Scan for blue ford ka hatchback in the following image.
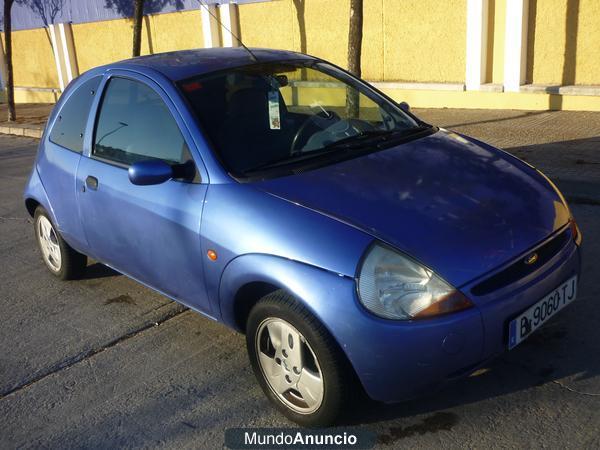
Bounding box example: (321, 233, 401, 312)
(24, 48, 582, 426)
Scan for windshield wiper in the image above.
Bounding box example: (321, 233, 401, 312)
(244, 146, 344, 173)
(318, 129, 398, 150)
(243, 125, 433, 175)
(322, 125, 432, 151)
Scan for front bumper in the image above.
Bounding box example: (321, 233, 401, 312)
(464, 231, 581, 361)
(321, 233, 581, 403)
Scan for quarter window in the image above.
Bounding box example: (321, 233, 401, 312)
(49, 76, 101, 153)
(93, 77, 191, 166)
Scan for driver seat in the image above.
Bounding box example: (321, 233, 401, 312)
(216, 87, 293, 173)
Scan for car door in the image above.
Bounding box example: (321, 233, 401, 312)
(37, 76, 102, 252)
(76, 73, 211, 314)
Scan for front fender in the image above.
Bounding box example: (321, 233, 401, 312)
(218, 253, 486, 403)
(219, 254, 356, 336)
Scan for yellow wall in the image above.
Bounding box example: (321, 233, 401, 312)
(144, 10, 204, 54)
(7, 10, 204, 96)
(528, 0, 600, 85)
(72, 18, 148, 73)
(302, 0, 350, 70)
(382, 0, 466, 82)
(8, 28, 59, 88)
(238, 0, 466, 83)
(574, 0, 600, 85)
(361, 0, 384, 81)
(380, 87, 600, 111)
(14, 89, 58, 103)
(528, 0, 570, 84)
(72, 10, 204, 74)
(5, 0, 600, 111)
(238, 0, 297, 51)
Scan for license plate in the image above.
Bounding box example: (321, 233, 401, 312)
(508, 275, 577, 349)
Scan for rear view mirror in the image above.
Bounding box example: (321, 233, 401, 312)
(274, 75, 289, 87)
(128, 160, 173, 186)
(398, 101, 410, 113)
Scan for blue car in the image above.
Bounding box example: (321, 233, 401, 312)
(24, 48, 582, 426)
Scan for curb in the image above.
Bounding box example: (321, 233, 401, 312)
(0, 125, 43, 139)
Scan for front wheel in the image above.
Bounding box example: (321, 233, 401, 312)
(246, 291, 352, 427)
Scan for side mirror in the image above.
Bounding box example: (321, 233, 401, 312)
(128, 160, 173, 186)
(398, 101, 410, 113)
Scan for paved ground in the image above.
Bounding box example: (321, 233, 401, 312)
(0, 104, 52, 139)
(0, 103, 51, 127)
(1, 109, 599, 449)
(419, 108, 600, 184)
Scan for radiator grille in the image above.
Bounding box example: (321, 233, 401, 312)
(471, 229, 570, 297)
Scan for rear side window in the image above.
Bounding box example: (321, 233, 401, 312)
(93, 77, 191, 166)
(49, 76, 101, 153)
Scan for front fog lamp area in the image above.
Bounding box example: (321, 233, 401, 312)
(357, 244, 473, 320)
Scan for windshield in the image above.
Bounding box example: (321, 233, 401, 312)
(179, 61, 427, 178)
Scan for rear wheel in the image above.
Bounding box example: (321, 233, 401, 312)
(246, 290, 352, 426)
(34, 207, 87, 280)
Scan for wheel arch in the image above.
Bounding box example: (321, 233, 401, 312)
(25, 197, 41, 217)
(221, 253, 366, 399)
(231, 280, 281, 333)
(219, 254, 355, 337)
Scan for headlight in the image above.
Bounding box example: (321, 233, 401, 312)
(357, 243, 473, 320)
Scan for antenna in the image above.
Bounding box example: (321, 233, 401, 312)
(198, 0, 259, 63)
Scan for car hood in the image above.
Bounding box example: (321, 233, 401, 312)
(253, 129, 570, 287)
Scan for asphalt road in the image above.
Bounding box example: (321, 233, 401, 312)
(1, 132, 599, 449)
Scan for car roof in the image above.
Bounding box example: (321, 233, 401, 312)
(103, 47, 318, 81)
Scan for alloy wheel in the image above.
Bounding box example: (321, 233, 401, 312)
(255, 317, 324, 414)
(37, 215, 62, 272)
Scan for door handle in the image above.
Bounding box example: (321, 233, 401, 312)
(86, 176, 98, 191)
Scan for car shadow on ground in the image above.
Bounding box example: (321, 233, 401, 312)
(80, 262, 121, 280)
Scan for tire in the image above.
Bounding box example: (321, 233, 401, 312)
(34, 206, 87, 280)
(246, 290, 352, 427)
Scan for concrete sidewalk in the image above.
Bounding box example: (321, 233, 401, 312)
(0, 103, 52, 138)
(418, 109, 600, 186)
(1, 103, 598, 186)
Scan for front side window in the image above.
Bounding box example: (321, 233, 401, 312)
(93, 77, 191, 166)
(49, 76, 101, 153)
(179, 61, 427, 178)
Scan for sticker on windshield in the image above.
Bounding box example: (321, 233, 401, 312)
(268, 90, 281, 130)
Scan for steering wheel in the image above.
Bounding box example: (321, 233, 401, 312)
(290, 110, 340, 155)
